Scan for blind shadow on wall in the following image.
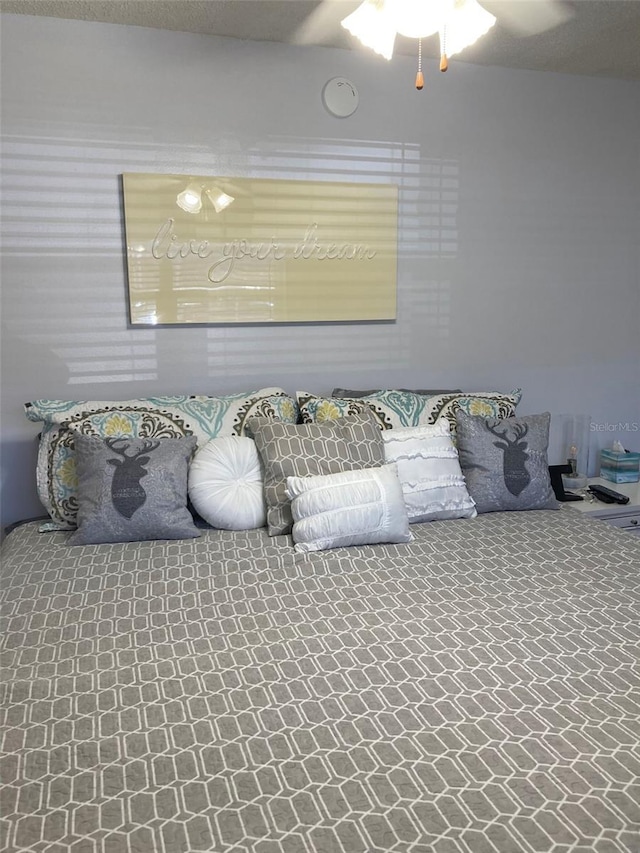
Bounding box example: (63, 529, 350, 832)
(1, 129, 457, 387)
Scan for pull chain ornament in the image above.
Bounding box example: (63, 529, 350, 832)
(440, 24, 448, 71)
(415, 38, 424, 89)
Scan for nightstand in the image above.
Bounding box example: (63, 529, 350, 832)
(566, 477, 640, 533)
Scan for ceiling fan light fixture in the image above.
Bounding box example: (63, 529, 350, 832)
(392, 0, 446, 38)
(440, 0, 496, 58)
(341, 0, 498, 87)
(341, 0, 397, 60)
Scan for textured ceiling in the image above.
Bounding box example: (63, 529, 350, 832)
(1, 0, 639, 80)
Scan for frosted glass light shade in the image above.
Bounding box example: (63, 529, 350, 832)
(341, 0, 497, 62)
(440, 0, 496, 57)
(341, 0, 397, 60)
(392, 0, 446, 37)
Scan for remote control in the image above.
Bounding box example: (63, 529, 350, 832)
(587, 484, 630, 504)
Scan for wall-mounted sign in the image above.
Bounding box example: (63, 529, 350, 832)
(122, 172, 398, 325)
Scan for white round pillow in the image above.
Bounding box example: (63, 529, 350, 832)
(188, 436, 266, 530)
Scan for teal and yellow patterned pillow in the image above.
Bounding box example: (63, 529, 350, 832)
(424, 390, 523, 437)
(297, 389, 522, 434)
(26, 388, 299, 530)
(297, 395, 372, 425)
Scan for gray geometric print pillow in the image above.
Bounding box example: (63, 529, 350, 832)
(249, 412, 385, 536)
(69, 434, 200, 545)
(455, 410, 559, 513)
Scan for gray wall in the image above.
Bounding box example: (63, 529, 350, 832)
(1, 13, 639, 530)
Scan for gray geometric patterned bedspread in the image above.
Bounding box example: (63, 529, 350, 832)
(1, 510, 639, 853)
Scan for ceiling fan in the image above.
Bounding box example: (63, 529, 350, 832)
(293, 0, 575, 87)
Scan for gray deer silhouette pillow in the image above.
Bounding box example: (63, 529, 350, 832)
(70, 434, 200, 545)
(455, 411, 558, 513)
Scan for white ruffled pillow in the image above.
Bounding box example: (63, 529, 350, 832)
(188, 436, 266, 530)
(286, 464, 411, 553)
(383, 422, 477, 523)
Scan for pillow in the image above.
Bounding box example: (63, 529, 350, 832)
(298, 389, 522, 434)
(333, 387, 461, 397)
(455, 410, 559, 513)
(188, 436, 266, 530)
(425, 390, 523, 438)
(383, 422, 477, 523)
(69, 435, 200, 545)
(25, 388, 297, 530)
(286, 465, 411, 553)
(249, 412, 385, 536)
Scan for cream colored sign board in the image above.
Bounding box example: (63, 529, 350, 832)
(122, 173, 397, 325)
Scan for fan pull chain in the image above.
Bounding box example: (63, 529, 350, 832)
(440, 24, 449, 71)
(415, 38, 424, 90)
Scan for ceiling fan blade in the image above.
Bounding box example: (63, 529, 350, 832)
(482, 0, 575, 36)
(291, 0, 360, 45)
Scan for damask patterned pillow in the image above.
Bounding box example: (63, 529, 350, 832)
(422, 389, 523, 438)
(249, 412, 385, 536)
(25, 388, 298, 530)
(298, 389, 522, 434)
(332, 387, 461, 397)
(297, 394, 374, 426)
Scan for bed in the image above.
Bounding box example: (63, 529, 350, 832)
(2, 508, 639, 853)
